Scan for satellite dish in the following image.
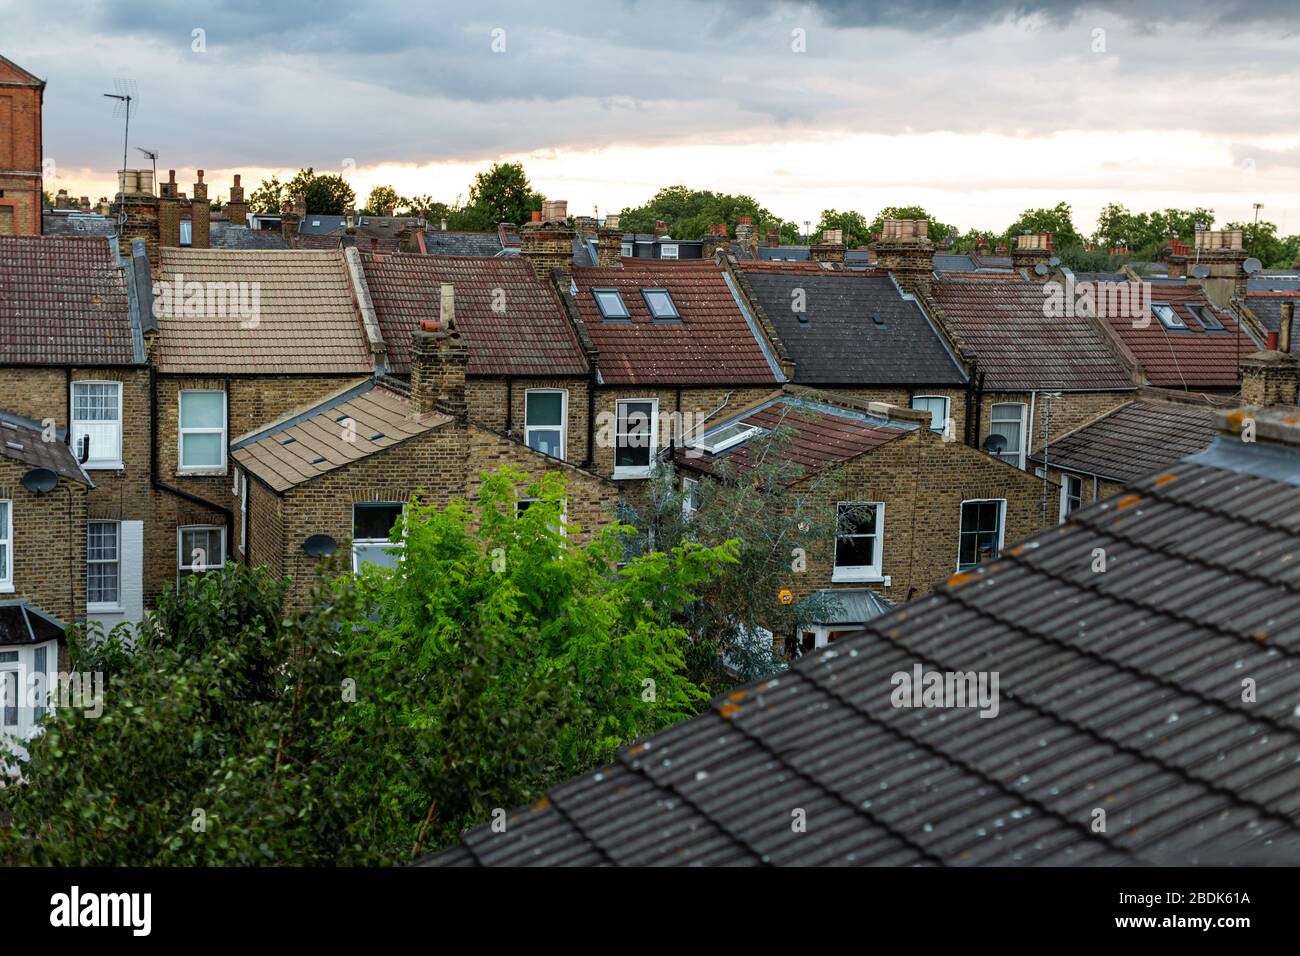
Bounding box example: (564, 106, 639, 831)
(1049, 256, 1061, 267)
(1243, 257, 1262, 275)
(1034, 263, 1049, 276)
(982, 434, 1007, 455)
(20, 467, 58, 494)
(1191, 264, 1210, 279)
(302, 534, 337, 558)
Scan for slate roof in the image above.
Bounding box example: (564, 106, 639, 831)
(209, 221, 289, 250)
(152, 248, 375, 374)
(360, 252, 588, 377)
(294, 233, 404, 254)
(0, 601, 65, 648)
(1245, 293, 1300, 358)
(425, 407, 1300, 866)
(421, 231, 505, 257)
(672, 393, 915, 481)
(934, 254, 977, 273)
(0, 409, 93, 486)
(757, 245, 811, 261)
(740, 267, 967, 386)
(0, 235, 138, 366)
(931, 274, 1136, 391)
(232, 378, 452, 493)
(1249, 273, 1300, 293)
(1027, 399, 1217, 483)
(571, 260, 781, 386)
(1099, 284, 1259, 389)
(40, 213, 116, 238)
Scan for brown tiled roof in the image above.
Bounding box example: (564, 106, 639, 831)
(1101, 284, 1259, 389)
(1028, 399, 1217, 483)
(0, 235, 136, 366)
(359, 253, 588, 377)
(231, 379, 451, 493)
(931, 274, 1135, 391)
(153, 249, 374, 374)
(572, 260, 781, 386)
(674, 394, 913, 482)
(0, 409, 93, 486)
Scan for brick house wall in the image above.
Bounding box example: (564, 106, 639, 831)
(466, 375, 592, 466)
(786, 426, 1049, 608)
(0, 59, 44, 237)
(0, 457, 86, 625)
(975, 390, 1131, 464)
(251, 421, 619, 610)
(814, 385, 971, 439)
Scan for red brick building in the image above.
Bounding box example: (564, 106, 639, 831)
(0, 54, 44, 236)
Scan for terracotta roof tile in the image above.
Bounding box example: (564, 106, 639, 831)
(932, 274, 1135, 391)
(153, 249, 374, 374)
(360, 253, 588, 377)
(572, 260, 780, 386)
(0, 235, 136, 366)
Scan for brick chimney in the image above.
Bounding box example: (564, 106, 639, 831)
(1190, 228, 1248, 308)
(573, 215, 598, 238)
(191, 170, 210, 249)
(114, 168, 161, 268)
(701, 222, 729, 260)
(53, 188, 70, 209)
(1163, 239, 1190, 279)
(735, 215, 757, 256)
(281, 194, 304, 243)
(520, 201, 576, 281)
(811, 227, 846, 266)
(409, 285, 468, 419)
(1012, 231, 1053, 276)
(871, 219, 934, 297)
(228, 174, 247, 227)
(597, 213, 623, 267)
(158, 169, 182, 249)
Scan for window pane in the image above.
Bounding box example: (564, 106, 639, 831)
(2, 671, 15, 726)
(180, 392, 224, 428)
(528, 428, 562, 458)
(73, 383, 119, 421)
(594, 290, 629, 318)
(354, 504, 403, 540)
(180, 528, 222, 570)
(616, 402, 653, 468)
(526, 392, 563, 427)
(644, 290, 677, 318)
(33, 645, 47, 720)
(181, 432, 224, 468)
(354, 541, 402, 571)
(838, 503, 877, 537)
(835, 534, 876, 568)
(911, 396, 947, 432)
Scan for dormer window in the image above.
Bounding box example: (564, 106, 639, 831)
(1191, 305, 1224, 331)
(660, 243, 679, 260)
(1152, 303, 1186, 329)
(642, 288, 680, 320)
(593, 288, 630, 320)
(620, 242, 633, 257)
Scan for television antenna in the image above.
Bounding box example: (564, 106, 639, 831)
(136, 147, 158, 193)
(103, 78, 138, 235)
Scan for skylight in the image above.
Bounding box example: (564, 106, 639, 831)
(698, 421, 763, 454)
(1192, 305, 1224, 331)
(1151, 303, 1186, 329)
(642, 288, 680, 320)
(593, 288, 629, 319)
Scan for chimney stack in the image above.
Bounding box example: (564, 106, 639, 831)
(1189, 228, 1248, 307)
(810, 227, 846, 266)
(520, 202, 576, 281)
(1011, 231, 1053, 277)
(871, 219, 934, 297)
(409, 290, 468, 420)
(597, 213, 623, 267)
(191, 170, 210, 248)
(1240, 302, 1299, 407)
(735, 215, 757, 256)
(228, 174, 247, 227)
(765, 227, 780, 248)
(281, 194, 304, 243)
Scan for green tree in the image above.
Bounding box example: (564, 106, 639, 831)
(858, 206, 958, 245)
(248, 174, 285, 214)
(618, 185, 789, 241)
(451, 162, 543, 230)
(816, 208, 872, 247)
(363, 185, 405, 216)
(405, 195, 453, 225)
(0, 468, 735, 863)
(1003, 202, 1083, 253)
(1227, 219, 1300, 269)
(284, 168, 355, 216)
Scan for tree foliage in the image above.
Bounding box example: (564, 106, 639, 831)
(0, 468, 734, 864)
(619, 185, 797, 242)
(450, 162, 543, 230)
(248, 168, 356, 216)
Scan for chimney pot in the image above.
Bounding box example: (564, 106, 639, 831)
(1281, 302, 1294, 353)
(531, 211, 542, 223)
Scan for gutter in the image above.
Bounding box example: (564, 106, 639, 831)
(150, 364, 235, 562)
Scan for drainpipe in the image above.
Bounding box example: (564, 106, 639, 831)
(581, 364, 596, 469)
(505, 377, 514, 435)
(150, 364, 234, 561)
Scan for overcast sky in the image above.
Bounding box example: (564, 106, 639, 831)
(5, 0, 1299, 234)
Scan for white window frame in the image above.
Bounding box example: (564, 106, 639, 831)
(620, 242, 633, 257)
(911, 395, 950, 434)
(178, 389, 228, 475)
(1059, 473, 1084, 523)
(1152, 303, 1186, 330)
(832, 501, 884, 583)
(352, 502, 405, 573)
(613, 398, 658, 479)
(71, 380, 124, 469)
(681, 477, 699, 520)
(956, 498, 1006, 571)
(0, 499, 11, 592)
(86, 520, 122, 611)
(239, 471, 249, 555)
(524, 389, 568, 461)
(179, 220, 193, 246)
(659, 243, 679, 260)
(177, 525, 226, 582)
(989, 402, 1026, 469)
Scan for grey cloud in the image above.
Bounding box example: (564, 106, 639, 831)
(1232, 144, 1300, 171)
